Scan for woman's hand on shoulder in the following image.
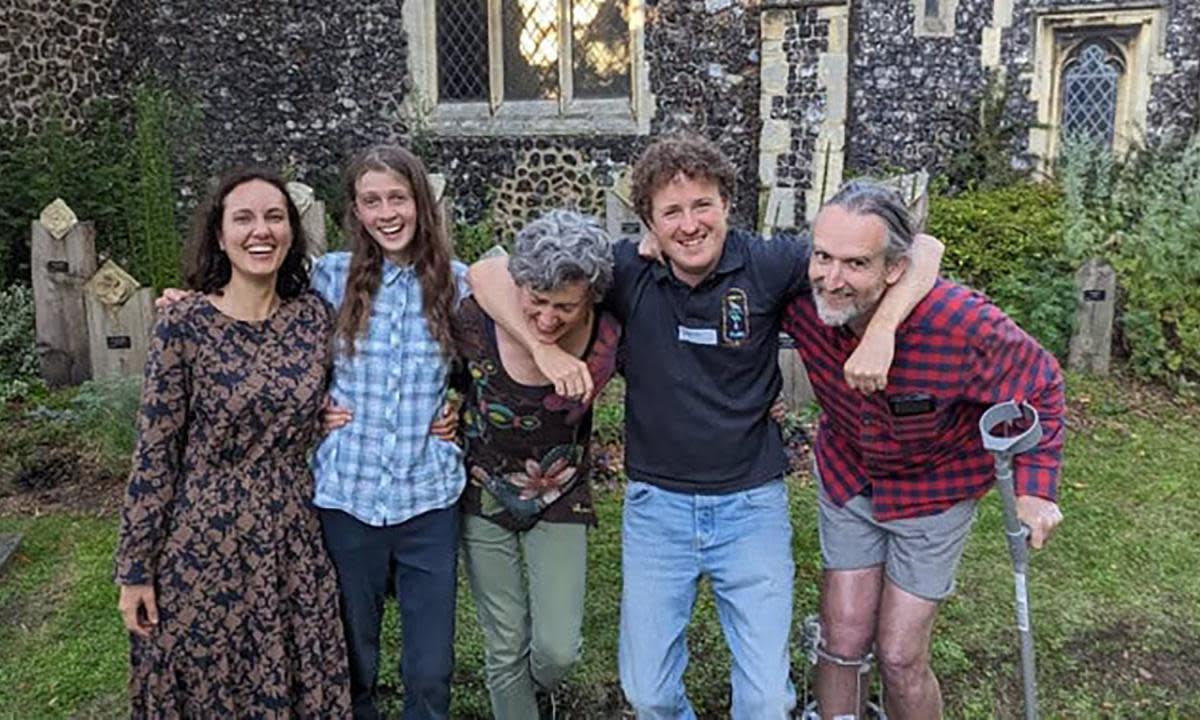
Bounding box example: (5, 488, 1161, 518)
(154, 288, 193, 312)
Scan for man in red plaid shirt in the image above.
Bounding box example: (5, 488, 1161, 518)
(783, 180, 1065, 719)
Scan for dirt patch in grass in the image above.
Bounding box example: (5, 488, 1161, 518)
(1062, 614, 1200, 698)
(0, 418, 123, 517)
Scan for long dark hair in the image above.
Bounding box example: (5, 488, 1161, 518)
(184, 167, 309, 298)
(336, 145, 458, 359)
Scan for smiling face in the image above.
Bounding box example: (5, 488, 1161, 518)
(353, 169, 419, 264)
(647, 173, 730, 287)
(809, 204, 907, 330)
(218, 179, 293, 283)
(519, 279, 593, 346)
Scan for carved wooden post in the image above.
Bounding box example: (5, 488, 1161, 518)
(287, 182, 327, 257)
(83, 260, 156, 381)
(1068, 258, 1116, 375)
(885, 170, 930, 231)
(31, 199, 97, 386)
(429, 172, 450, 238)
(778, 334, 816, 412)
(604, 171, 647, 245)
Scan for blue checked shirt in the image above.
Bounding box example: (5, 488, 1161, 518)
(310, 252, 468, 527)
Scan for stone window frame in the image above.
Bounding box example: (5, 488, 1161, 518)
(403, 0, 654, 137)
(913, 0, 959, 38)
(1027, 5, 1172, 172)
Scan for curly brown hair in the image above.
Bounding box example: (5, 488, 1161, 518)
(335, 145, 458, 359)
(185, 167, 310, 299)
(630, 133, 737, 224)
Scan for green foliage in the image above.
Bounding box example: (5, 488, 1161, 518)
(70, 376, 143, 463)
(4, 377, 1200, 717)
(307, 166, 348, 253)
(453, 215, 504, 264)
(122, 83, 193, 291)
(0, 84, 193, 291)
(0, 285, 43, 403)
(1061, 136, 1200, 388)
(940, 71, 1034, 194)
(591, 377, 626, 446)
(927, 182, 1076, 358)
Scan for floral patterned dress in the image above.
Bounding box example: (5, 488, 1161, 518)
(114, 292, 351, 718)
(456, 297, 621, 531)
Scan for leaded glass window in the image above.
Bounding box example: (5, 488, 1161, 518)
(435, 0, 632, 108)
(573, 0, 631, 99)
(503, 0, 560, 100)
(437, 0, 489, 102)
(1061, 42, 1123, 148)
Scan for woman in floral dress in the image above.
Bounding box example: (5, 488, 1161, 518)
(114, 167, 351, 717)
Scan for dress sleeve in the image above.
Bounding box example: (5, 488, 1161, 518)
(963, 305, 1066, 501)
(114, 305, 192, 585)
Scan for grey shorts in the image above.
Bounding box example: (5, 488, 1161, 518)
(817, 484, 977, 601)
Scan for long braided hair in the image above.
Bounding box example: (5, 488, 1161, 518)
(335, 145, 458, 359)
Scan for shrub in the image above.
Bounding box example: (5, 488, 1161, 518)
(0, 285, 44, 403)
(71, 376, 143, 463)
(454, 215, 503, 264)
(926, 182, 1076, 358)
(0, 83, 192, 292)
(1061, 136, 1200, 390)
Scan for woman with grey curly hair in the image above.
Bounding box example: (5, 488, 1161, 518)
(456, 208, 621, 719)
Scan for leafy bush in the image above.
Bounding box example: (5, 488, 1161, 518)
(0, 83, 192, 291)
(0, 285, 44, 403)
(454, 215, 503, 264)
(71, 376, 143, 462)
(926, 182, 1076, 358)
(939, 71, 1034, 194)
(1061, 136, 1200, 390)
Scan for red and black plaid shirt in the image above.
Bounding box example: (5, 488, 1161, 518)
(783, 280, 1065, 521)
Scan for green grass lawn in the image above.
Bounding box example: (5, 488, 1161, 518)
(1, 373, 1197, 718)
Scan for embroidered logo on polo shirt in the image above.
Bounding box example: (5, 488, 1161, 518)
(722, 288, 750, 346)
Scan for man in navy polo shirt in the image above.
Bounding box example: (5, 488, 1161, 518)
(470, 134, 942, 719)
(784, 180, 1064, 719)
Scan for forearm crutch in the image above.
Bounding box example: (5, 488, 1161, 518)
(979, 400, 1043, 720)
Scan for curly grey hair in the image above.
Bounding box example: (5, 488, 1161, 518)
(823, 180, 915, 265)
(508, 209, 614, 301)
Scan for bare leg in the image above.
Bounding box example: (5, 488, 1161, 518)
(876, 580, 942, 720)
(815, 567, 884, 719)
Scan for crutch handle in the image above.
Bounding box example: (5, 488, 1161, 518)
(980, 401, 1042, 457)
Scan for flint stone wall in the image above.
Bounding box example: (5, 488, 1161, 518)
(847, 0, 1200, 175)
(0, 0, 118, 134)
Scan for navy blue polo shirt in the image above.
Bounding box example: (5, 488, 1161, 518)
(607, 228, 811, 494)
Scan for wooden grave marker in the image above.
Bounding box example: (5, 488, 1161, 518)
(83, 260, 156, 381)
(287, 182, 327, 257)
(1068, 258, 1116, 375)
(31, 199, 98, 386)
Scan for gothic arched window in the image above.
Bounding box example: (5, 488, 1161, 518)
(1060, 41, 1124, 147)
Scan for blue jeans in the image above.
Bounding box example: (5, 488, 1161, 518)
(619, 479, 796, 720)
(320, 506, 459, 720)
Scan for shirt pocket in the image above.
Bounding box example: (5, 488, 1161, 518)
(889, 412, 941, 443)
(862, 410, 942, 475)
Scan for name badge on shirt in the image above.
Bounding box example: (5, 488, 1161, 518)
(677, 325, 718, 346)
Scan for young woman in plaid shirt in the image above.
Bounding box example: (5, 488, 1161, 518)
(312, 145, 467, 720)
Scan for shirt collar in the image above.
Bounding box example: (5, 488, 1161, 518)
(382, 258, 414, 286)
